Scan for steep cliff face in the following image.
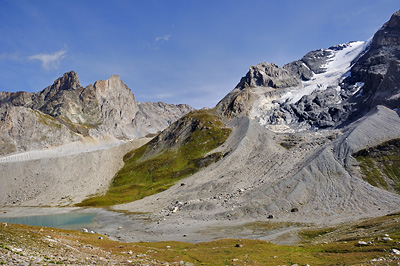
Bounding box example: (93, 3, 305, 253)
(366, 60, 400, 109)
(0, 105, 80, 155)
(349, 10, 400, 83)
(0, 71, 193, 156)
(343, 10, 400, 117)
(33, 71, 101, 126)
(89, 75, 139, 139)
(133, 102, 193, 137)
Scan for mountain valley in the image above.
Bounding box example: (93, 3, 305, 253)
(1, 9, 400, 266)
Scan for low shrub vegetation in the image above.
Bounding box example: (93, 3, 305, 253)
(353, 138, 400, 194)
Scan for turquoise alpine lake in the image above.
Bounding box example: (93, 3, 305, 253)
(0, 213, 97, 230)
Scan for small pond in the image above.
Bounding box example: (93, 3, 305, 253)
(0, 212, 97, 230)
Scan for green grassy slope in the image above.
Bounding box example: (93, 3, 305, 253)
(77, 109, 231, 207)
(353, 138, 400, 194)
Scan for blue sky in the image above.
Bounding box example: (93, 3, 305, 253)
(0, 0, 399, 108)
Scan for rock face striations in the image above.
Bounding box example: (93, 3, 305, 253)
(0, 71, 193, 156)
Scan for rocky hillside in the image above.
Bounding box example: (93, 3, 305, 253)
(0, 71, 193, 156)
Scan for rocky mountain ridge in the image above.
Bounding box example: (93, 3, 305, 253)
(217, 10, 400, 132)
(0, 71, 193, 156)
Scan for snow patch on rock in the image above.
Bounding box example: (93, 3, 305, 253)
(281, 41, 366, 104)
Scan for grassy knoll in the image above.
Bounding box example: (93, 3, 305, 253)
(1, 213, 400, 265)
(353, 138, 400, 194)
(77, 109, 231, 207)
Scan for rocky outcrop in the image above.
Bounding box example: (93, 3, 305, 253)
(237, 62, 301, 89)
(216, 62, 301, 119)
(33, 71, 101, 126)
(366, 60, 400, 109)
(350, 10, 400, 83)
(215, 85, 256, 120)
(0, 105, 80, 155)
(284, 49, 333, 80)
(88, 75, 139, 139)
(133, 102, 193, 138)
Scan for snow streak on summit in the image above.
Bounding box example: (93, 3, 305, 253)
(251, 41, 369, 131)
(281, 41, 367, 104)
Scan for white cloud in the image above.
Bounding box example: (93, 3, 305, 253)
(29, 49, 67, 70)
(155, 34, 171, 42)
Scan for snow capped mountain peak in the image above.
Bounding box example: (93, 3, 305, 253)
(246, 40, 374, 132)
(280, 41, 366, 104)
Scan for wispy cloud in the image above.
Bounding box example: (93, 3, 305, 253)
(145, 34, 172, 50)
(155, 34, 171, 42)
(28, 49, 67, 70)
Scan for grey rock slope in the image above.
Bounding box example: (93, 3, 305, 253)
(0, 71, 193, 156)
(118, 106, 400, 218)
(0, 138, 150, 206)
(113, 106, 400, 243)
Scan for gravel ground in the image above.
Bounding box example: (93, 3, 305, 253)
(0, 137, 150, 206)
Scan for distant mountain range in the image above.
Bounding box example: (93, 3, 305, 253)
(0, 71, 193, 156)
